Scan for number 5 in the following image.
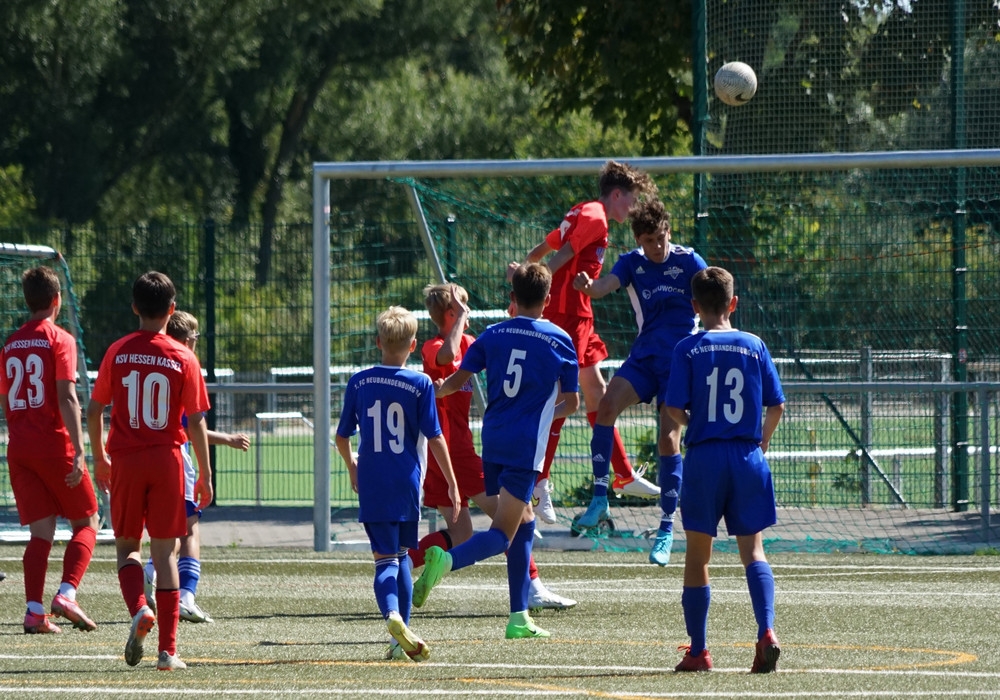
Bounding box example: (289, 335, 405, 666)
(503, 349, 526, 397)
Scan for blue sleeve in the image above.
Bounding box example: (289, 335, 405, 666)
(759, 343, 785, 406)
(417, 375, 443, 438)
(459, 332, 487, 374)
(665, 342, 691, 410)
(610, 253, 632, 288)
(335, 378, 358, 438)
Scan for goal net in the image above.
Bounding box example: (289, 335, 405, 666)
(0, 244, 105, 538)
(315, 149, 1000, 555)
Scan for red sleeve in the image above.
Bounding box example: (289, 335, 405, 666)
(91, 350, 114, 405)
(421, 335, 458, 381)
(568, 202, 608, 253)
(52, 329, 77, 382)
(180, 353, 211, 416)
(544, 227, 563, 250)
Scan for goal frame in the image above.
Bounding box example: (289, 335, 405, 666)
(311, 148, 1000, 552)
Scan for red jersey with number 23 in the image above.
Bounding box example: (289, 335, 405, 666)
(543, 200, 609, 319)
(0, 319, 78, 459)
(91, 330, 210, 456)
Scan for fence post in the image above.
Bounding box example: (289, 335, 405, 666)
(935, 358, 950, 507)
(979, 386, 991, 544)
(860, 346, 873, 505)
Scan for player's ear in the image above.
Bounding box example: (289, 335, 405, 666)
(168, 300, 176, 316)
(409, 337, 417, 352)
(542, 293, 551, 308)
(375, 336, 383, 350)
(131, 302, 140, 317)
(729, 295, 739, 313)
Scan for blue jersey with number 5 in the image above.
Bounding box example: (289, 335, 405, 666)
(460, 316, 579, 471)
(666, 329, 784, 446)
(336, 365, 441, 522)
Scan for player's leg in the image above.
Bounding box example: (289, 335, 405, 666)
(578, 374, 640, 528)
(533, 415, 566, 523)
(150, 535, 185, 670)
(117, 536, 157, 666)
(413, 464, 521, 608)
(369, 522, 428, 662)
(676, 530, 714, 672)
(23, 515, 59, 633)
(738, 532, 780, 673)
(51, 511, 99, 631)
(650, 405, 683, 566)
(178, 512, 213, 623)
(727, 444, 780, 673)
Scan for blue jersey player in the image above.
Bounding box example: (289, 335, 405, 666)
(335, 306, 460, 663)
(573, 199, 707, 567)
(665, 266, 785, 673)
(412, 263, 580, 640)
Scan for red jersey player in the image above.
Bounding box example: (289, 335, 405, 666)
(87, 271, 212, 671)
(0, 266, 100, 635)
(510, 161, 660, 525)
(408, 283, 575, 612)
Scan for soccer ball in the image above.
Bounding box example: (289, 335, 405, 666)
(714, 61, 757, 106)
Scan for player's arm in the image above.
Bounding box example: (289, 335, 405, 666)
(573, 271, 621, 299)
(666, 406, 689, 427)
(86, 398, 112, 493)
(436, 286, 470, 366)
(553, 390, 580, 420)
(760, 403, 784, 454)
(207, 429, 250, 451)
(334, 434, 358, 493)
(187, 412, 214, 509)
(435, 369, 474, 398)
(427, 434, 461, 523)
(56, 379, 87, 488)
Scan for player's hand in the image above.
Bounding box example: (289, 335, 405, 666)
(433, 378, 446, 397)
(228, 433, 250, 451)
(449, 285, 470, 317)
(94, 455, 112, 494)
(447, 485, 462, 523)
(573, 271, 592, 293)
(505, 261, 519, 282)
(194, 477, 214, 510)
(65, 453, 86, 488)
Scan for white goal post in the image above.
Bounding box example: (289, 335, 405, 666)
(311, 149, 1000, 553)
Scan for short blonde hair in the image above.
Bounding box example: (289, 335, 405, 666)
(377, 306, 418, 351)
(166, 310, 199, 342)
(423, 283, 469, 327)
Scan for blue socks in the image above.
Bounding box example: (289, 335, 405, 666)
(745, 560, 776, 637)
(658, 454, 683, 532)
(591, 424, 614, 497)
(178, 556, 201, 595)
(506, 520, 535, 613)
(450, 527, 509, 571)
(681, 585, 711, 655)
(373, 557, 400, 619)
(396, 553, 413, 624)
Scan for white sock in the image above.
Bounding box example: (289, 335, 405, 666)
(529, 577, 546, 595)
(180, 589, 195, 608)
(57, 583, 77, 601)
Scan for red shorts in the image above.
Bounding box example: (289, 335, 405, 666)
(547, 312, 608, 369)
(110, 445, 187, 540)
(7, 448, 98, 526)
(423, 449, 486, 509)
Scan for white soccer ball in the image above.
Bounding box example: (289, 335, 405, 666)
(714, 61, 757, 106)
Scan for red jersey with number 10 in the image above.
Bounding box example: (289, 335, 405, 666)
(91, 330, 210, 456)
(0, 319, 78, 458)
(543, 200, 609, 319)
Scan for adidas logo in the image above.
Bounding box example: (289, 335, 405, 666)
(636, 265, 646, 274)
(664, 489, 678, 498)
(592, 455, 606, 463)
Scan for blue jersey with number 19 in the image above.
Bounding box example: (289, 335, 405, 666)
(336, 365, 441, 522)
(666, 329, 784, 447)
(460, 316, 579, 472)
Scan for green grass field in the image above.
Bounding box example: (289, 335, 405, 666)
(2, 546, 999, 698)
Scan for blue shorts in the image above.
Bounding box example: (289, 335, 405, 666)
(483, 461, 537, 504)
(185, 500, 202, 520)
(614, 354, 671, 407)
(363, 521, 419, 557)
(680, 440, 777, 537)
